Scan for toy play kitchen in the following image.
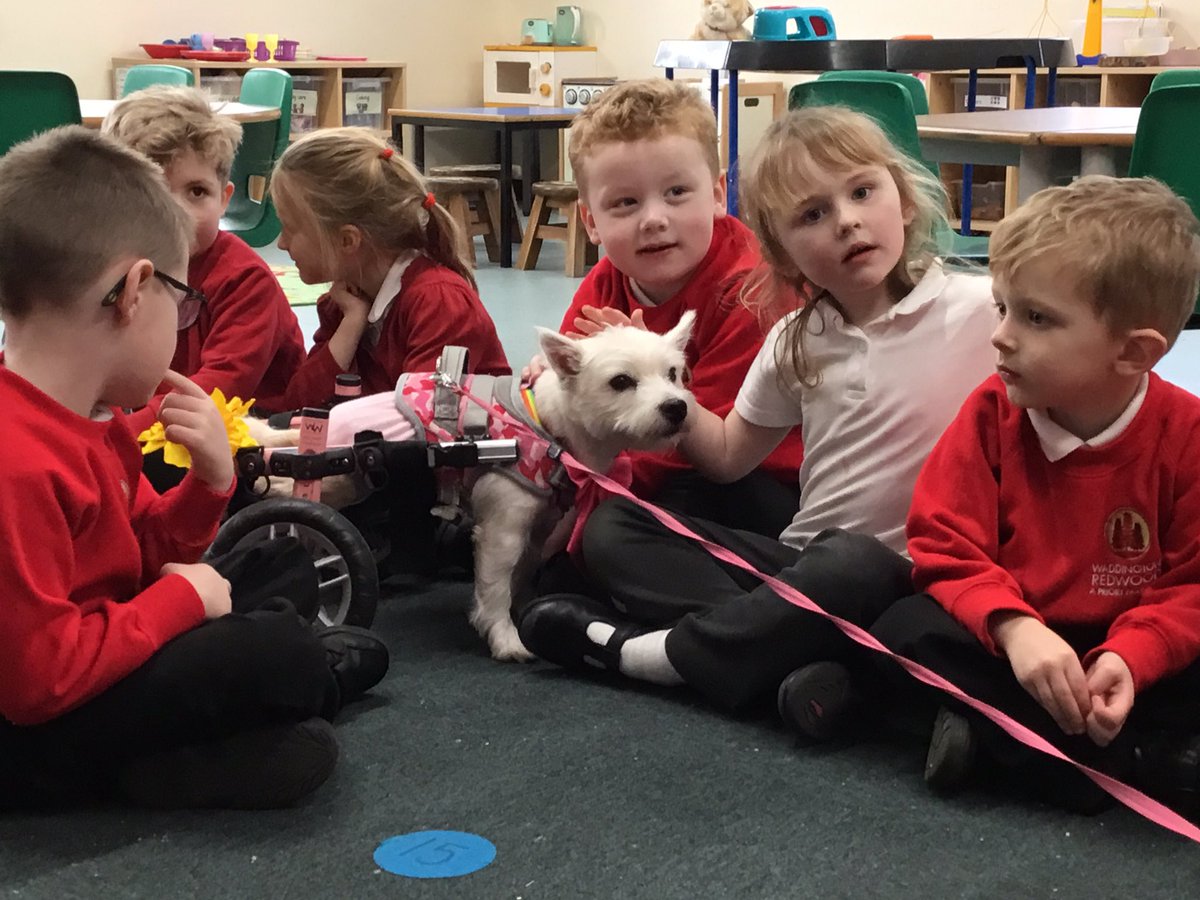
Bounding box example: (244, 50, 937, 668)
(752, 6, 837, 41)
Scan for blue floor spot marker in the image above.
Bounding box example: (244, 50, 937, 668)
(374, 830, 496, 879)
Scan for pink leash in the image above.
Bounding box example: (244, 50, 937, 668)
(447, 380, 1200, 843)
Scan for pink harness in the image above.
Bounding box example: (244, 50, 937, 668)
(394, 372, 562, 499)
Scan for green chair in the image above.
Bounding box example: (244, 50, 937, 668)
(1128, 84, 1200, 321)
(789, 79, 989, 260)
(221, 69, 293, 247)
(121, 64, 194, 96)
(0, 70, 82, 156)
(818, 70, 930, 115)
(1149, 69, 1200, 93)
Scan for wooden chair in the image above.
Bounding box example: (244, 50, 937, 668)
(426, 175, 503, 266)
(515, 181, 598, 278)
(428, 164, 523, 242)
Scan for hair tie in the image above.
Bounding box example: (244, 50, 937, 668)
(422, 192, 436, 210)
(379, 146, 394, 160)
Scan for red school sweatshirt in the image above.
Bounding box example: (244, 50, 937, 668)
(283, 255, 510, 410)
(907, 373, 1200, 691)
(0, 367, 233, 725)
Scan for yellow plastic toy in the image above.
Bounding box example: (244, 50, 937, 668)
(1078, 0, 1103, 64)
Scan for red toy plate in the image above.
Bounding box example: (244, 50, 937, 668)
(141, 43, 185, 59)
(181, 50, 253, 61)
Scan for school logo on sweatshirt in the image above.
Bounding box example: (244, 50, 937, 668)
(1104, 507, 1150, 560)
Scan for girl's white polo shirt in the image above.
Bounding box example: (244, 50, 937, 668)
(735, 263, 998, 556)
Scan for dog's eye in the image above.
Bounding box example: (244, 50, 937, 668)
(667, 367, 678, 383)
(609, 374, 636, 392)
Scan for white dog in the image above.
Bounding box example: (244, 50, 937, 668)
(251, 314, 695, 661)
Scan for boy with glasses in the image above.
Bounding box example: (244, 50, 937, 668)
(0, 127, 388, 810)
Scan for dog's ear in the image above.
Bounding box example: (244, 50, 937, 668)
(537, 327, 584, 378)
(666, 310, 696, 353)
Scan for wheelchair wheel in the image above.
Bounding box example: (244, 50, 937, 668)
(209, 498, 379, 628)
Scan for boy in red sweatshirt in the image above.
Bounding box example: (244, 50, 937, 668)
(102, 86, 305, 433)
(0, 128, 387, 810)
(559, 78, 803, 538)
(872, 176, 1200, 816)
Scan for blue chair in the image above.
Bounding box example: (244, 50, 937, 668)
(789, 79, 989, 260)
(121, 64, 195, 96)
(221, 69, 293, 247)
(0, 70, 82, 155)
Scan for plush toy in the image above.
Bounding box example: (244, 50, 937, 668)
(691, 0, 755, 41)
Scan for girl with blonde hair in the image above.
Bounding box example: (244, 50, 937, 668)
(518, 106, 998, 737)
(273, 128, 509, 409)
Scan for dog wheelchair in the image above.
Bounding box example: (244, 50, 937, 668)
(207, 348, 524, 628)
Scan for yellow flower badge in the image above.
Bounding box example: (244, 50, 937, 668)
(138, 388, 259, 468)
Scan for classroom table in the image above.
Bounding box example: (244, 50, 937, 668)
(652, 37, 1076, 214)
(80, 99, 279, 127)
(388, 106, 577, 268)
(916, 106, 1139, 203)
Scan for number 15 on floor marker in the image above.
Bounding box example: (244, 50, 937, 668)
(374, 830, 497, 878)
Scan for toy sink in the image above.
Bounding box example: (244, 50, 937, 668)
(753, 6, 837, 41)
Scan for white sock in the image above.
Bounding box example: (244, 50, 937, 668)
(585, 624, 683, 686)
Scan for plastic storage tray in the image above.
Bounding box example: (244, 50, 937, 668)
(343, 77, 391, 129)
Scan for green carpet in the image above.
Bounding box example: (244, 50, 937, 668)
(3, 575, 1199, 897)
(271, 264, 328, 308)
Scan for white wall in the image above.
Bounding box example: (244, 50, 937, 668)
(0, 0, 513, 104)
(3, 2, 1196, 103)
(516, 1, 1198, 81)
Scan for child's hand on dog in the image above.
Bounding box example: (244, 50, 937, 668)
(523, 307, 651, 384)
(158, 370, 235, 491)
(160, 561, 232, 619)
(572, 305, 647, 336)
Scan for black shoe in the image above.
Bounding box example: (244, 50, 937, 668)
(116, 717, 339, 810)
(777, 661, 859, 741)
(1133, 732, 1200, 820)
(319, 626, 390, 705)
(925, 706, 977, 792)
(517, 593, 645, 674)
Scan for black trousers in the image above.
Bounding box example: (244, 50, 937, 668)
(652, 468, 801, 540)
(0, 539, 339, 808)
(577, 496, 914, 711)
(871, 594, 1200, 771)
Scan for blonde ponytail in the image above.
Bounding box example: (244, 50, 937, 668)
(272, 127, 476, 290)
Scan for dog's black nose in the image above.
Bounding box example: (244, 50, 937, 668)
(660, 398, 688, 427)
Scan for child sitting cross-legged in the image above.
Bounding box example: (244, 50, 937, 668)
(0, 127, 388, 811)
(871, 175, 1200, 816)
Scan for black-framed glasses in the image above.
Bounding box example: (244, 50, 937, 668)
(101, 270, 208, 330)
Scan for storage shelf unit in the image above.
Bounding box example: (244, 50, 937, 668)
(111, 57, 406, 142)
(926, 66, 1165, 227)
